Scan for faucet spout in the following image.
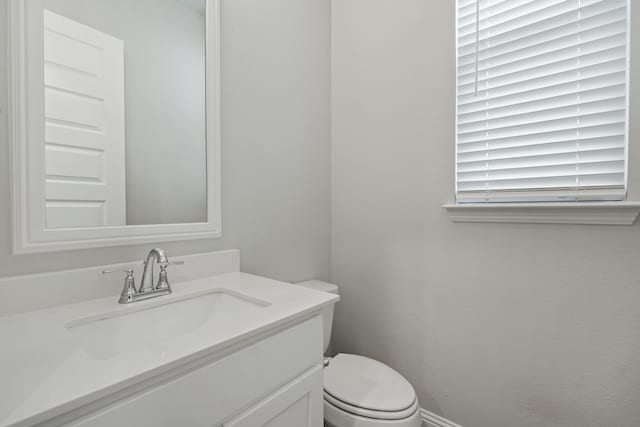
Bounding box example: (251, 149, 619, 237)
(140, 248, 168, 293)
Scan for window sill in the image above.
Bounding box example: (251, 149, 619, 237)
(443, 202, 640, 225)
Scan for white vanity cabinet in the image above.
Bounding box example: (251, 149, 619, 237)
(223, 366, 323, 427)
(64, 316, 324, 427)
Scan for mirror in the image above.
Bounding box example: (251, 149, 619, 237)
(42, 0, 207, 227)
(8, 0, 221, 253)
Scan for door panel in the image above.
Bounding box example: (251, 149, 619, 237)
(224, 366, 323, 427)
(44, 88, 103, 128)
(43, 10, 126, 228)
(46, 202, 105, 228)
(45, 145, 104, 180)
(264, 397, 310, 427)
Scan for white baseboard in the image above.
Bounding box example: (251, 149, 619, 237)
(421, 408, 463, 427)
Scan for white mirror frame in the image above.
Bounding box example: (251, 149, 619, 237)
(7, 0, 222, 254)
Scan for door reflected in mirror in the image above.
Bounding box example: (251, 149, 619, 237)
(42, 0, 207, 228)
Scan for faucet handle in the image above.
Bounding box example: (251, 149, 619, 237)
(155, 261, 183, 292)
(103, 268, 135, 275)
(142, 259, 184, 266)
(103, 268, 138, 304)
(159, 260, 185, 267)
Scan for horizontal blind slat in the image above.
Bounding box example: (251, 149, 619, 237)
(457, 123, 625, 149)
(458, 0, 624, 41)
(457, 45, 626, 93)
(457, 135, 624, 158)
(458, 173, 624, 191)
(458, 0, 578, 37)
(457, 57, 625, 99)
(458, 0, 534, 23)
(458, 84, 625, 124)
(457, 110, 625, 142)
(457, 147, 625, 172)
(458, 6, 625, 61)
(457, 23, 626, 78)
(458, 98, 625, 134)
(456, 187, 625, 203)
(458, 160, 624, 182)
(457, 74, 625, 114)
(458, 1, 625, 49)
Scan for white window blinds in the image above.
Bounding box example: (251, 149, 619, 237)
(455, 0, 630, 203)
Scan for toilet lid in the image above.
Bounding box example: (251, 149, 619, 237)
(323, 354, 417, 412)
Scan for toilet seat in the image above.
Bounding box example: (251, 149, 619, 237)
(324, 391, 419, 420)
(323, 354, 418, 421)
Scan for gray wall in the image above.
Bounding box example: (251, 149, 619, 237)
(45, 0, 208, 225)
(0, 0, 331, 283)
(331, 1, 640, 427)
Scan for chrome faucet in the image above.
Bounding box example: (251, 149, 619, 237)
(103, 248, 184, 304)
(140, 248, 169, 293)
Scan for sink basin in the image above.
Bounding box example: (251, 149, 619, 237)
(66, 289, 270, 360)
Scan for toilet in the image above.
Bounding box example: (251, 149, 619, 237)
(297, 280, 422, 427)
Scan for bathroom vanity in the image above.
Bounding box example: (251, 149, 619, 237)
(2, 1, 340, 424)
(0, 253, 338, 427)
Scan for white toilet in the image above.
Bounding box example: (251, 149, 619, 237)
(297, 280, 422, 427)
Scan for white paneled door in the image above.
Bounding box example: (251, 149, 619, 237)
(43, 10, 126, 228)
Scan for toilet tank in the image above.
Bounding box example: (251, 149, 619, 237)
(295, 280, 339, 354)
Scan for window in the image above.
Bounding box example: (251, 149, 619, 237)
(455, 0, 630, 203)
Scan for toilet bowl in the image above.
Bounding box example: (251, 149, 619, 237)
(296, 281, 421, 427)
(323, 353, 422, 427)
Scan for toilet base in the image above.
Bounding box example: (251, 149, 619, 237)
(324, 399, 422, 427)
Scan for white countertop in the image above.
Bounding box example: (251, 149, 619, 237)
(0, 272, 338, 427)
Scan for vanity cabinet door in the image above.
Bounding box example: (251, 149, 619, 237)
(224, 365, 323, 427)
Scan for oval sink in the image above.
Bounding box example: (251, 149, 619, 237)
(66, 289, 270, 360)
